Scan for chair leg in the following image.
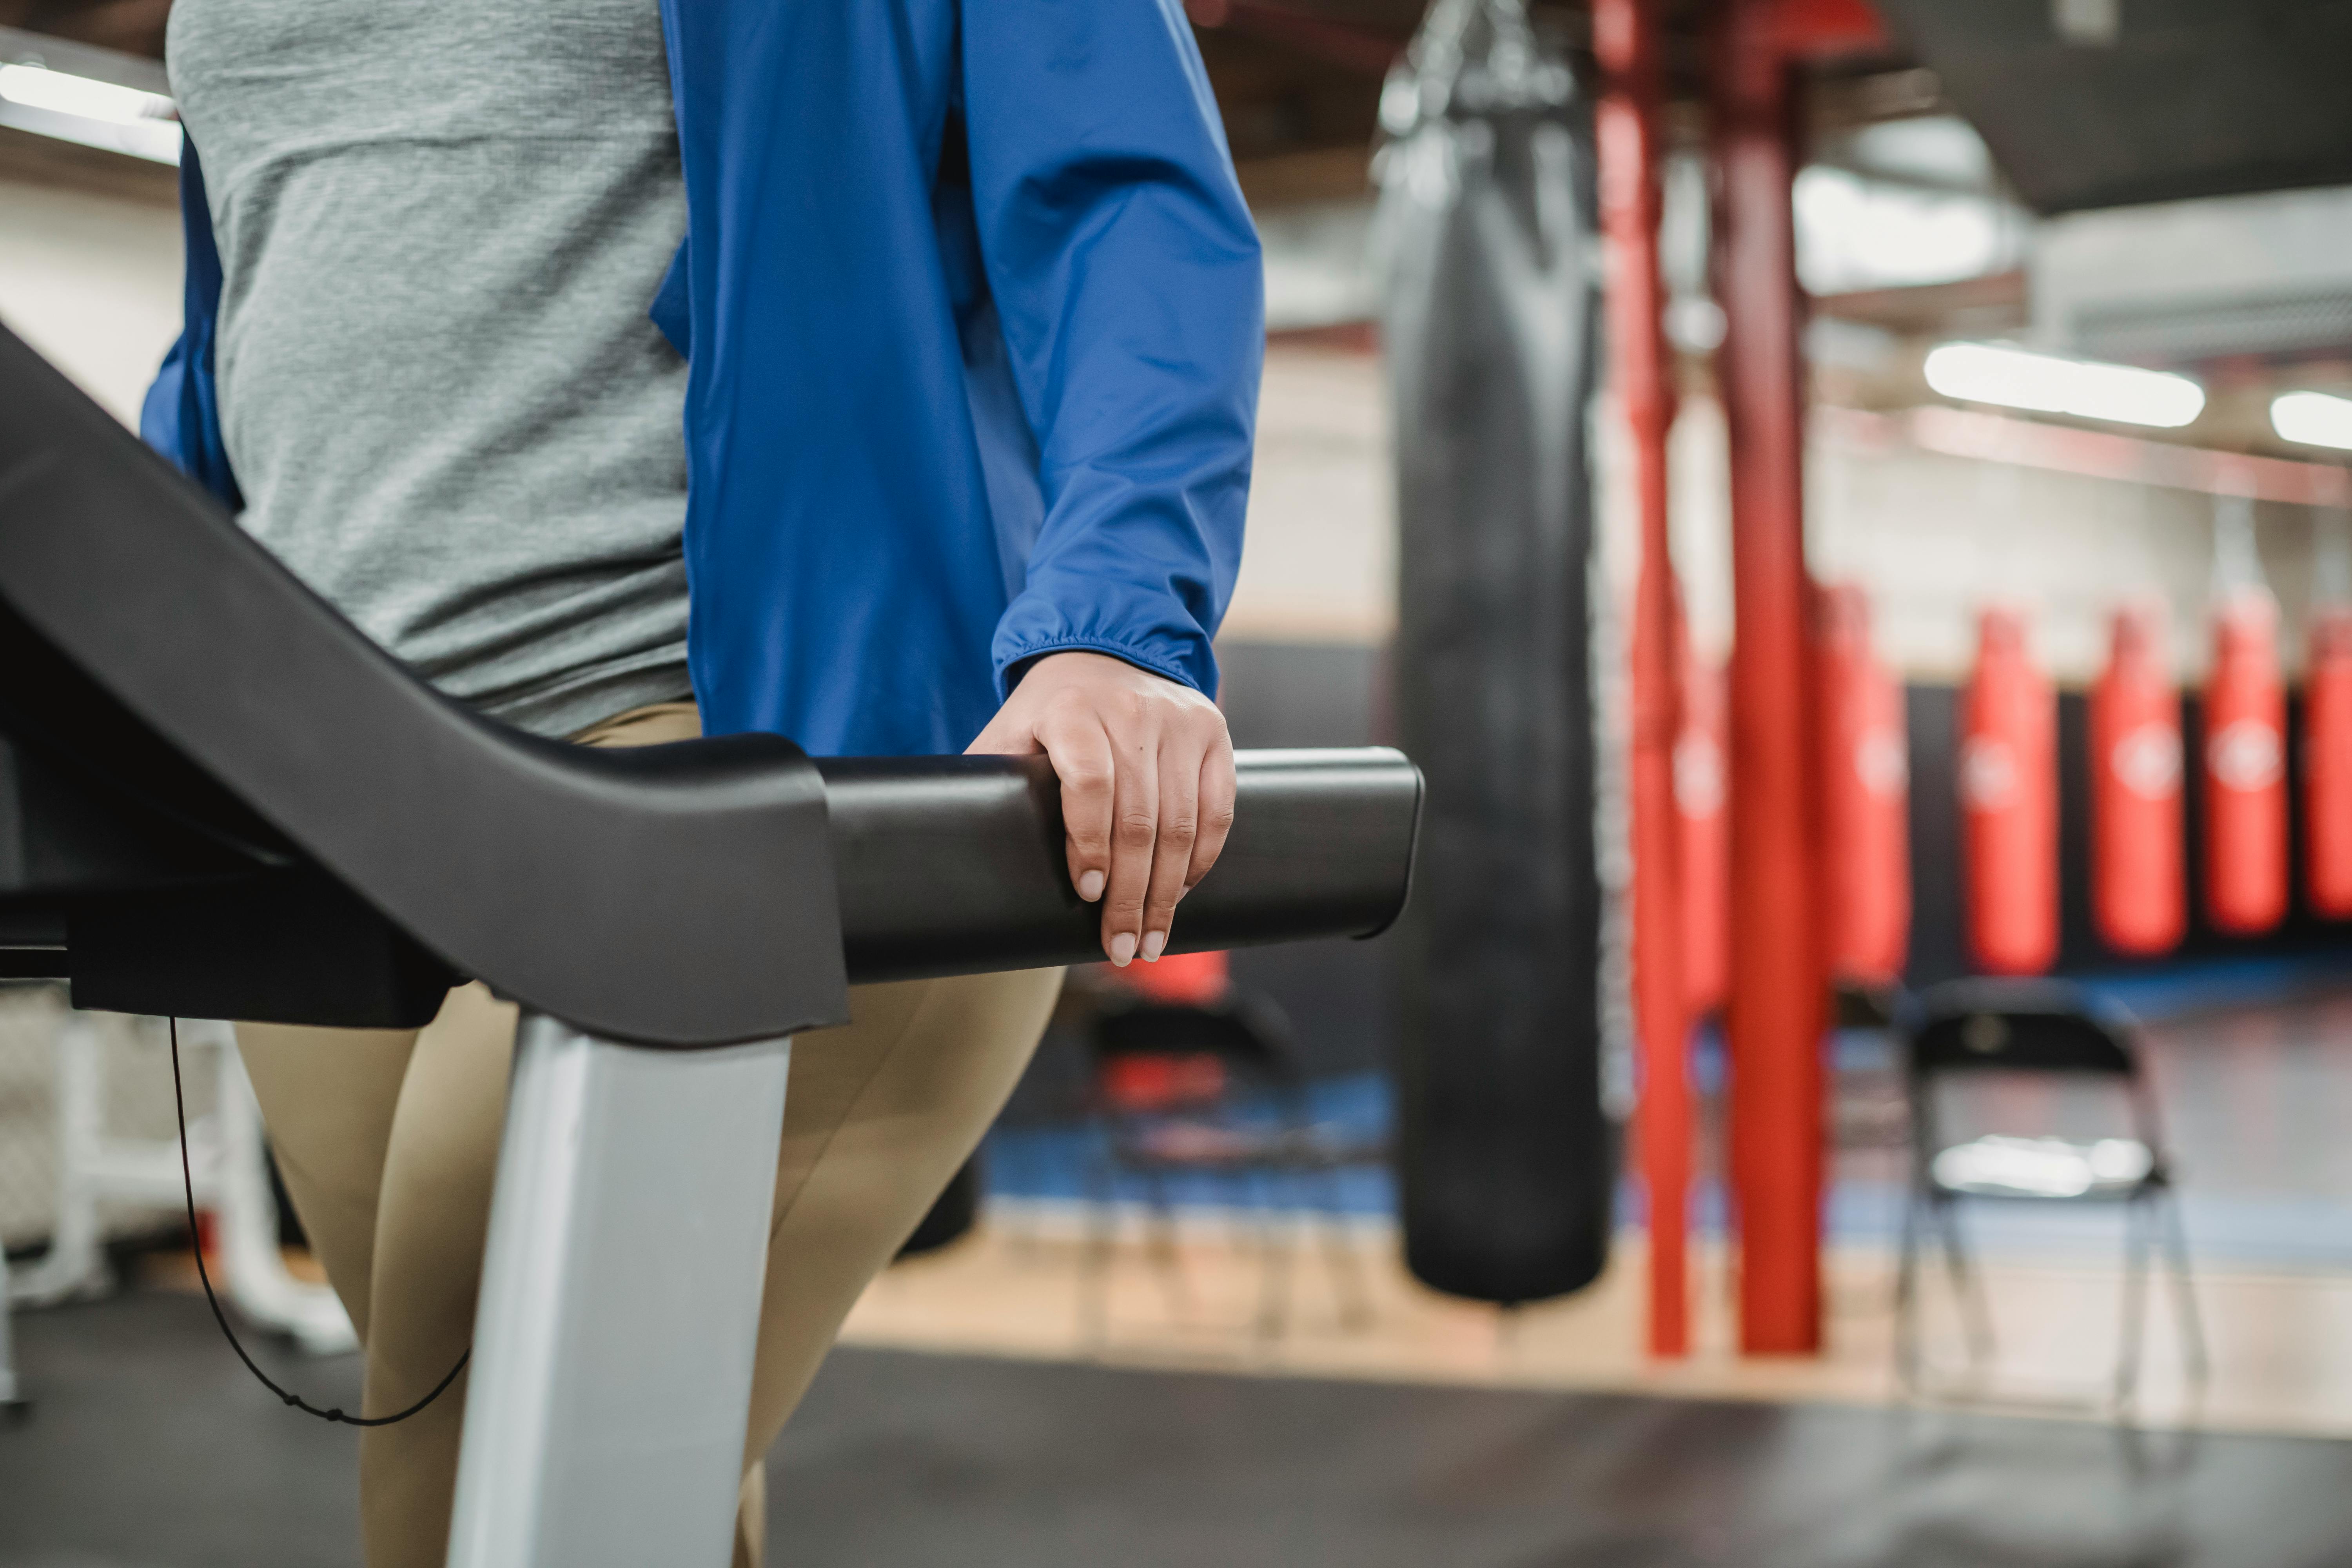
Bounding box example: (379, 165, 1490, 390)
(2114, 1192, 2154, 1412)
(1143, 1168, 1188, 1323)
(2159, 1187, 2209, 1389)
(1895, 1187, 1923, 1392)
(1316, 1165, 1374, 1332)
(1935, 1198, 1995, 1374)
(1079, 1145, 1116, 1350)
(1252, 1169, 1294, 1346)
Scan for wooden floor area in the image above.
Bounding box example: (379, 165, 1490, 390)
(843, 1205, 2352, 1439)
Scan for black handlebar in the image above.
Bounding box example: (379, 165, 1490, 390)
(822, 748, 1421, 983)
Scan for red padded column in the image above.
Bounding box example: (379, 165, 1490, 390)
(1961, 606, 2059, 976)
(1815, 584, 1910, 986)
(2204, 590, 2289, 935)
(2089, 601, 2185, 957)
(2307, 608, 2352, 920)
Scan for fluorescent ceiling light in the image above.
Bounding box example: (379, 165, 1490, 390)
(2272, 390, 2352, 452)
(1923, 341, 2205, 429)
(0, 61, 172, 127)
(1794, 167, 2011, 294)
(0, 60, 180, 163)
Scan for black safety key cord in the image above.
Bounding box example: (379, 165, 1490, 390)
(171, 1016, 468, 1426)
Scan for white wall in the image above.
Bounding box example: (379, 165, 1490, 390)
(2034, 182, 2352, 361)
(1647, 402, 2332, 686)
(1224, 344, 1396, 644)
(1242, 345, 2334, 690)
(1801, 433, 2330, 685)
(0, 174, 181, 425)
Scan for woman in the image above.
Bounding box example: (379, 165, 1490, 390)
(115, 0, 1261, 1562)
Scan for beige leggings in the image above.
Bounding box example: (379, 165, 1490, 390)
(235, 702, 1061, 1568)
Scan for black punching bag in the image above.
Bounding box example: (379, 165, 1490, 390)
(1379, 0, 1610, 1303)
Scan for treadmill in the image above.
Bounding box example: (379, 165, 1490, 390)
(0, 325, 1422, 1567)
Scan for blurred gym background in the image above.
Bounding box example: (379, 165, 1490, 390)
(7, 2, 2352, 1564)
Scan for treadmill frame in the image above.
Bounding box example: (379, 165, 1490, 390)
(448, 1016, 793, 1568)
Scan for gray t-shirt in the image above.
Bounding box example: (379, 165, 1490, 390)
(165, 0, 694, 737)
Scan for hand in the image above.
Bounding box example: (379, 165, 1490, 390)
(967, 651, 1236, 966)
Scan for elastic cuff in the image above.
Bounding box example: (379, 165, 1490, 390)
(993, 638, 1202, 702)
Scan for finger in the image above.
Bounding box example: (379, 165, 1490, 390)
(1185, 737, 1237, 893)
(1038, 706, 1116, 906)
(1139, 733, 1203, 961)
(1100, 722, 1159, 966)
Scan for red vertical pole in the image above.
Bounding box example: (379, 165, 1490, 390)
(1595, 0, 1688, 1359)
(1712, 0, 1823, 1356)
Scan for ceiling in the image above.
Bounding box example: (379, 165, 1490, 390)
(36, 0, 2352, 223)
(0, 0, 1430, 207)
(27, 0, 2352, 218)
(1870, 0, 2352, 214)
(0, 0, 169, 59)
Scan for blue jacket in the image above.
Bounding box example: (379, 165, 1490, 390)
(143, 0, 1262, 756)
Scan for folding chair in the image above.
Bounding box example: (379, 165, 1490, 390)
(1898, 978, 2206, 1408)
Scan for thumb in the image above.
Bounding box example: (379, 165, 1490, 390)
(965, 704, 1038, 757)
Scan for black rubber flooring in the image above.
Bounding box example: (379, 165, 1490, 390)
(5, 1289, 2352, 1568)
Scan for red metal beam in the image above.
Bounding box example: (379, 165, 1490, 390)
(1875, 405, 2352, 510)
(1185, 0, 1406, 78)
(1769, 0, 1889, 58)
(1713, 0, 1824, 1356)
(1595, 0, 1690, 1360)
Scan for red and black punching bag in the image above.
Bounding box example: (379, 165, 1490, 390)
(1815, 584, 1909, 984)
(2089, 601, 2185, 956)
(1675, 617, 1729, 1016)
(2308, 608, 2352, 920)
(2204, 590, 2288, 935)
(1961, 605, 2058, 975)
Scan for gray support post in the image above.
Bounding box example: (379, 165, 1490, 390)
(446, 1015, 790, 1568)
(12, 1012, 108, 1307)
(0, 1232, 16, 1408)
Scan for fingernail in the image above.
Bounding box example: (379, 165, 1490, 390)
(1078, 869, 1106, 902)
(1109, 931, 1137, 967)
(1141, 931, 1166, 962)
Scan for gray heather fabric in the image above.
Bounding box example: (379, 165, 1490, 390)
(164, 0, 694, 736)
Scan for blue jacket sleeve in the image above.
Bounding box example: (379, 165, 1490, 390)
(960, 0, 1263, 701)
(140, 139, 244, 510)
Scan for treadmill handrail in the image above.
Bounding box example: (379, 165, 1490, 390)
(0, 325, 1422, 1043)
(0, 326, 846, 1047)
(819, 747, 1421, 982)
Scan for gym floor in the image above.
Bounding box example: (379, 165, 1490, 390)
(914, 976, 2352, 1435)
(5, 985, 2352, 1565)
(7, 1289, 2352, 1568)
